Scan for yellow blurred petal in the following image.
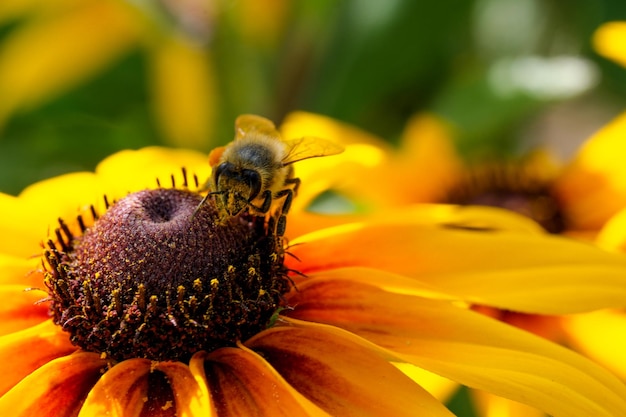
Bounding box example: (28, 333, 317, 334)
(563, 310, 626, 380)
(287, 209, 626, 313)
(197, 347, 331, 417)
(0, 0, 83, 22)
(0, 351, 106, 417)
(284, 279, 626, 417)
(246, 326, 456, 417)
(593, 21, 626, 68)
(280, 111, 391, 148)
(554, 111, 626, 230)
(394, 113, 463, 204)
(392, 362, 458, 403)
(472, 390, 546, 417)
(596, 206, 626, 252)
(292, 143, 390, 211)
(234, 0, 291, 46)
(0, 0, 140, 124)
(148, 36, 215, 148)
(0, 320, 76, 396)
(95, 146, 211, 196)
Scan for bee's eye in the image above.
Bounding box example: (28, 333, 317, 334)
(214, 162, 232, 187)
(242, 169, 262, 201)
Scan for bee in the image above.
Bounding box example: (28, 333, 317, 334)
(195, 114, 344, 235)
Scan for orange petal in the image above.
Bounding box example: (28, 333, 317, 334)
(245, 327, 456, 417)
(195, 347, 331, 417)
(0, 285, 49, 336)
(287, 214, 626, 313)
(283, 279, 626, 416)
(554, 111, 626, 230)
(0, 319, 76, 396)
(0, 351, 106, 417)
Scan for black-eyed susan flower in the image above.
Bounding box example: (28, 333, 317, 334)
(281, 110, 626, 239)
(2, 146, 626, 416)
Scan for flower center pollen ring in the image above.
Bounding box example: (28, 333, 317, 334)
(43, 188, 291, 362)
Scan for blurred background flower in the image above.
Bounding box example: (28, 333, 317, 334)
(2, 0, 626, 197)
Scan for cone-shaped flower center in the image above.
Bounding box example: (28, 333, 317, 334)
(44, 188, 290, 362)
(445, 165, 565, 233)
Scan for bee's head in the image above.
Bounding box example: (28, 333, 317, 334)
(213, 161, 262, 216)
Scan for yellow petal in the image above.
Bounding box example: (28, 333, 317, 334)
(393, 113, 463, 204)
(95, 146, 211, 197)
(283, 279, 626, 417)
(0, 351, 106, 417)
(596, 206, 626, 252)
(0, 1, 140, 125)
(80, 358, 210, 417)
(563, 310, 626, 380)
(148, 36, 216, 148)
(280, 111, 391, 148)
(78, 358, 150, 417)
(287, 212, 626, 313)
(196, 347, 331, 417)
(554, 111, 626, 230)
(0, 285, 49, 336)
(593, 21, 626, 67)
(0, 319, 76, 396)
(153, 360, 212, 417)
(18, 171, 105, 249)
(0, 193, 50, 258)
(246, 327, 456, 417)
(0, 252, 43, 288)
(472, 390, 546, 417)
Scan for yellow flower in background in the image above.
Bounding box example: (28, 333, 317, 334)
(281, 110, 626, 417)
(0, 0, 290, 149)
(2, 145, 626, 415)
(282, 110, 626, 238)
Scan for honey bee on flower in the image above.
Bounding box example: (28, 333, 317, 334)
(195, 114, 344, 235)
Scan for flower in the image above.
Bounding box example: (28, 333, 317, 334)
(2, 145, 626, 416)
(279, 110, 626, 416)
(280, 110, 626, 239)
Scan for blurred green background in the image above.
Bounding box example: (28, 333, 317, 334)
(1, 0, 626, 201)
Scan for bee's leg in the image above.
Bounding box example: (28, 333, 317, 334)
(284, 177, 301, 195)
(274, 188, 294, 236)
(249, 190, 273, 214)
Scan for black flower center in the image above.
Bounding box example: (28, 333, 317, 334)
(444, 164, 566, 234)
(44, 188, 290, 362)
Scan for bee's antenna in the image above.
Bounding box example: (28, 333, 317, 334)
(191, 191, 223, 221)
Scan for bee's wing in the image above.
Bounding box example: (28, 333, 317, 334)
(282, 136, 345, 165)
(208, 146, 226, 167)
(235, 114, 277, 140)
